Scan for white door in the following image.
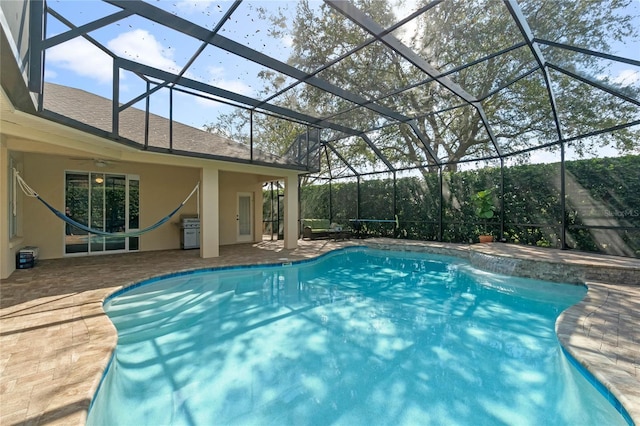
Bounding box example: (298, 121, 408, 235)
(237, 192, 253, 243)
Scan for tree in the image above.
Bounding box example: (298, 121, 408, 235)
(204, 0, 639, 174)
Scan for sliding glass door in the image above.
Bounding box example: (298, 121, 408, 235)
(65, 171, 139, 255)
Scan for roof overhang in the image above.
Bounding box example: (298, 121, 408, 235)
(1, 87, 305, 179)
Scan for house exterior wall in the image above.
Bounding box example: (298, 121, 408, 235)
(200, 167, 219, 258)
(283, 174, 299, 249)
(0, 90, 301, 279)
(19, 153, 201, 259)
(0, 142, 25, 279)
(134, 161, 200, 251)
(219, 171, 264, 245)
(1, 141, 12, 278)
(3, 150, 280, 265)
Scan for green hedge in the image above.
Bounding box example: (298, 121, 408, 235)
(293, 155, 640, 257)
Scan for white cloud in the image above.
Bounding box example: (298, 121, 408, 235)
(107, 30, 181, 74)
(193, 96, 222, 109)
(217, 79, 253, 95)
(193, 65, 254, 107)
(612, 69, 639, 87)
(206, 65, 226, 80)
(176, 0, 216, 13)
(207, 65, 253, 95)
(44, 69, 57, 80)
(46, 30, 182, 85)
(46, 37, 114, 84)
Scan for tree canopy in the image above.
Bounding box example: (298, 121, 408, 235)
(205, 0, 640, 175)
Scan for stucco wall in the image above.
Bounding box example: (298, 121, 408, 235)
(136, 162, 200, 251)
(219, 171, 264, 245)
(14, 153, 270, 260)
(20, 153, 200, 259)
(1, 141, 11, 277)
(0, 144, 25, 279)
(1, 65, 299, 275)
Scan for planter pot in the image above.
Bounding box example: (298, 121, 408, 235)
(478, 235, 494, 243)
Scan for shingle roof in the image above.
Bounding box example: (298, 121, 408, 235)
(42, 82, 297, 167)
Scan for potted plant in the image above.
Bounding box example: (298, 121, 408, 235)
(472, 189, 495, 243)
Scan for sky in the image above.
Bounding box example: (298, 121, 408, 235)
(42, 0, 639, 161)
(44, 0, 308, 129)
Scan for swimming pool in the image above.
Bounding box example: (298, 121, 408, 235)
(87, 247, 629, 425)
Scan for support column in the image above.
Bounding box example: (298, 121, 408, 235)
(200, 167, 219, 258)
(283, 173, 298, 250)
(0, 142, 10, 278)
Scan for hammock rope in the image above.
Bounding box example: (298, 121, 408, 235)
(14, 168, 199, 238)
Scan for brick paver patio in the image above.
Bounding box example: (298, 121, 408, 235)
(1, 239, 638, 425)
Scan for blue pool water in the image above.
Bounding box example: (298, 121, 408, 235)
(87, 248, 629, 425)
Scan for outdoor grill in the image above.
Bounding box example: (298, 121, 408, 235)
(180, 216, 200, 250)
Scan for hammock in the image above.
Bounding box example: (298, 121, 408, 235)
(14, 168, 199, 238)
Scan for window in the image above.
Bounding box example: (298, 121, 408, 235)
(65, 171, 140, 255)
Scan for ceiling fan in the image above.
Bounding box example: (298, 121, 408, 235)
(69, 157, 118, 169)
